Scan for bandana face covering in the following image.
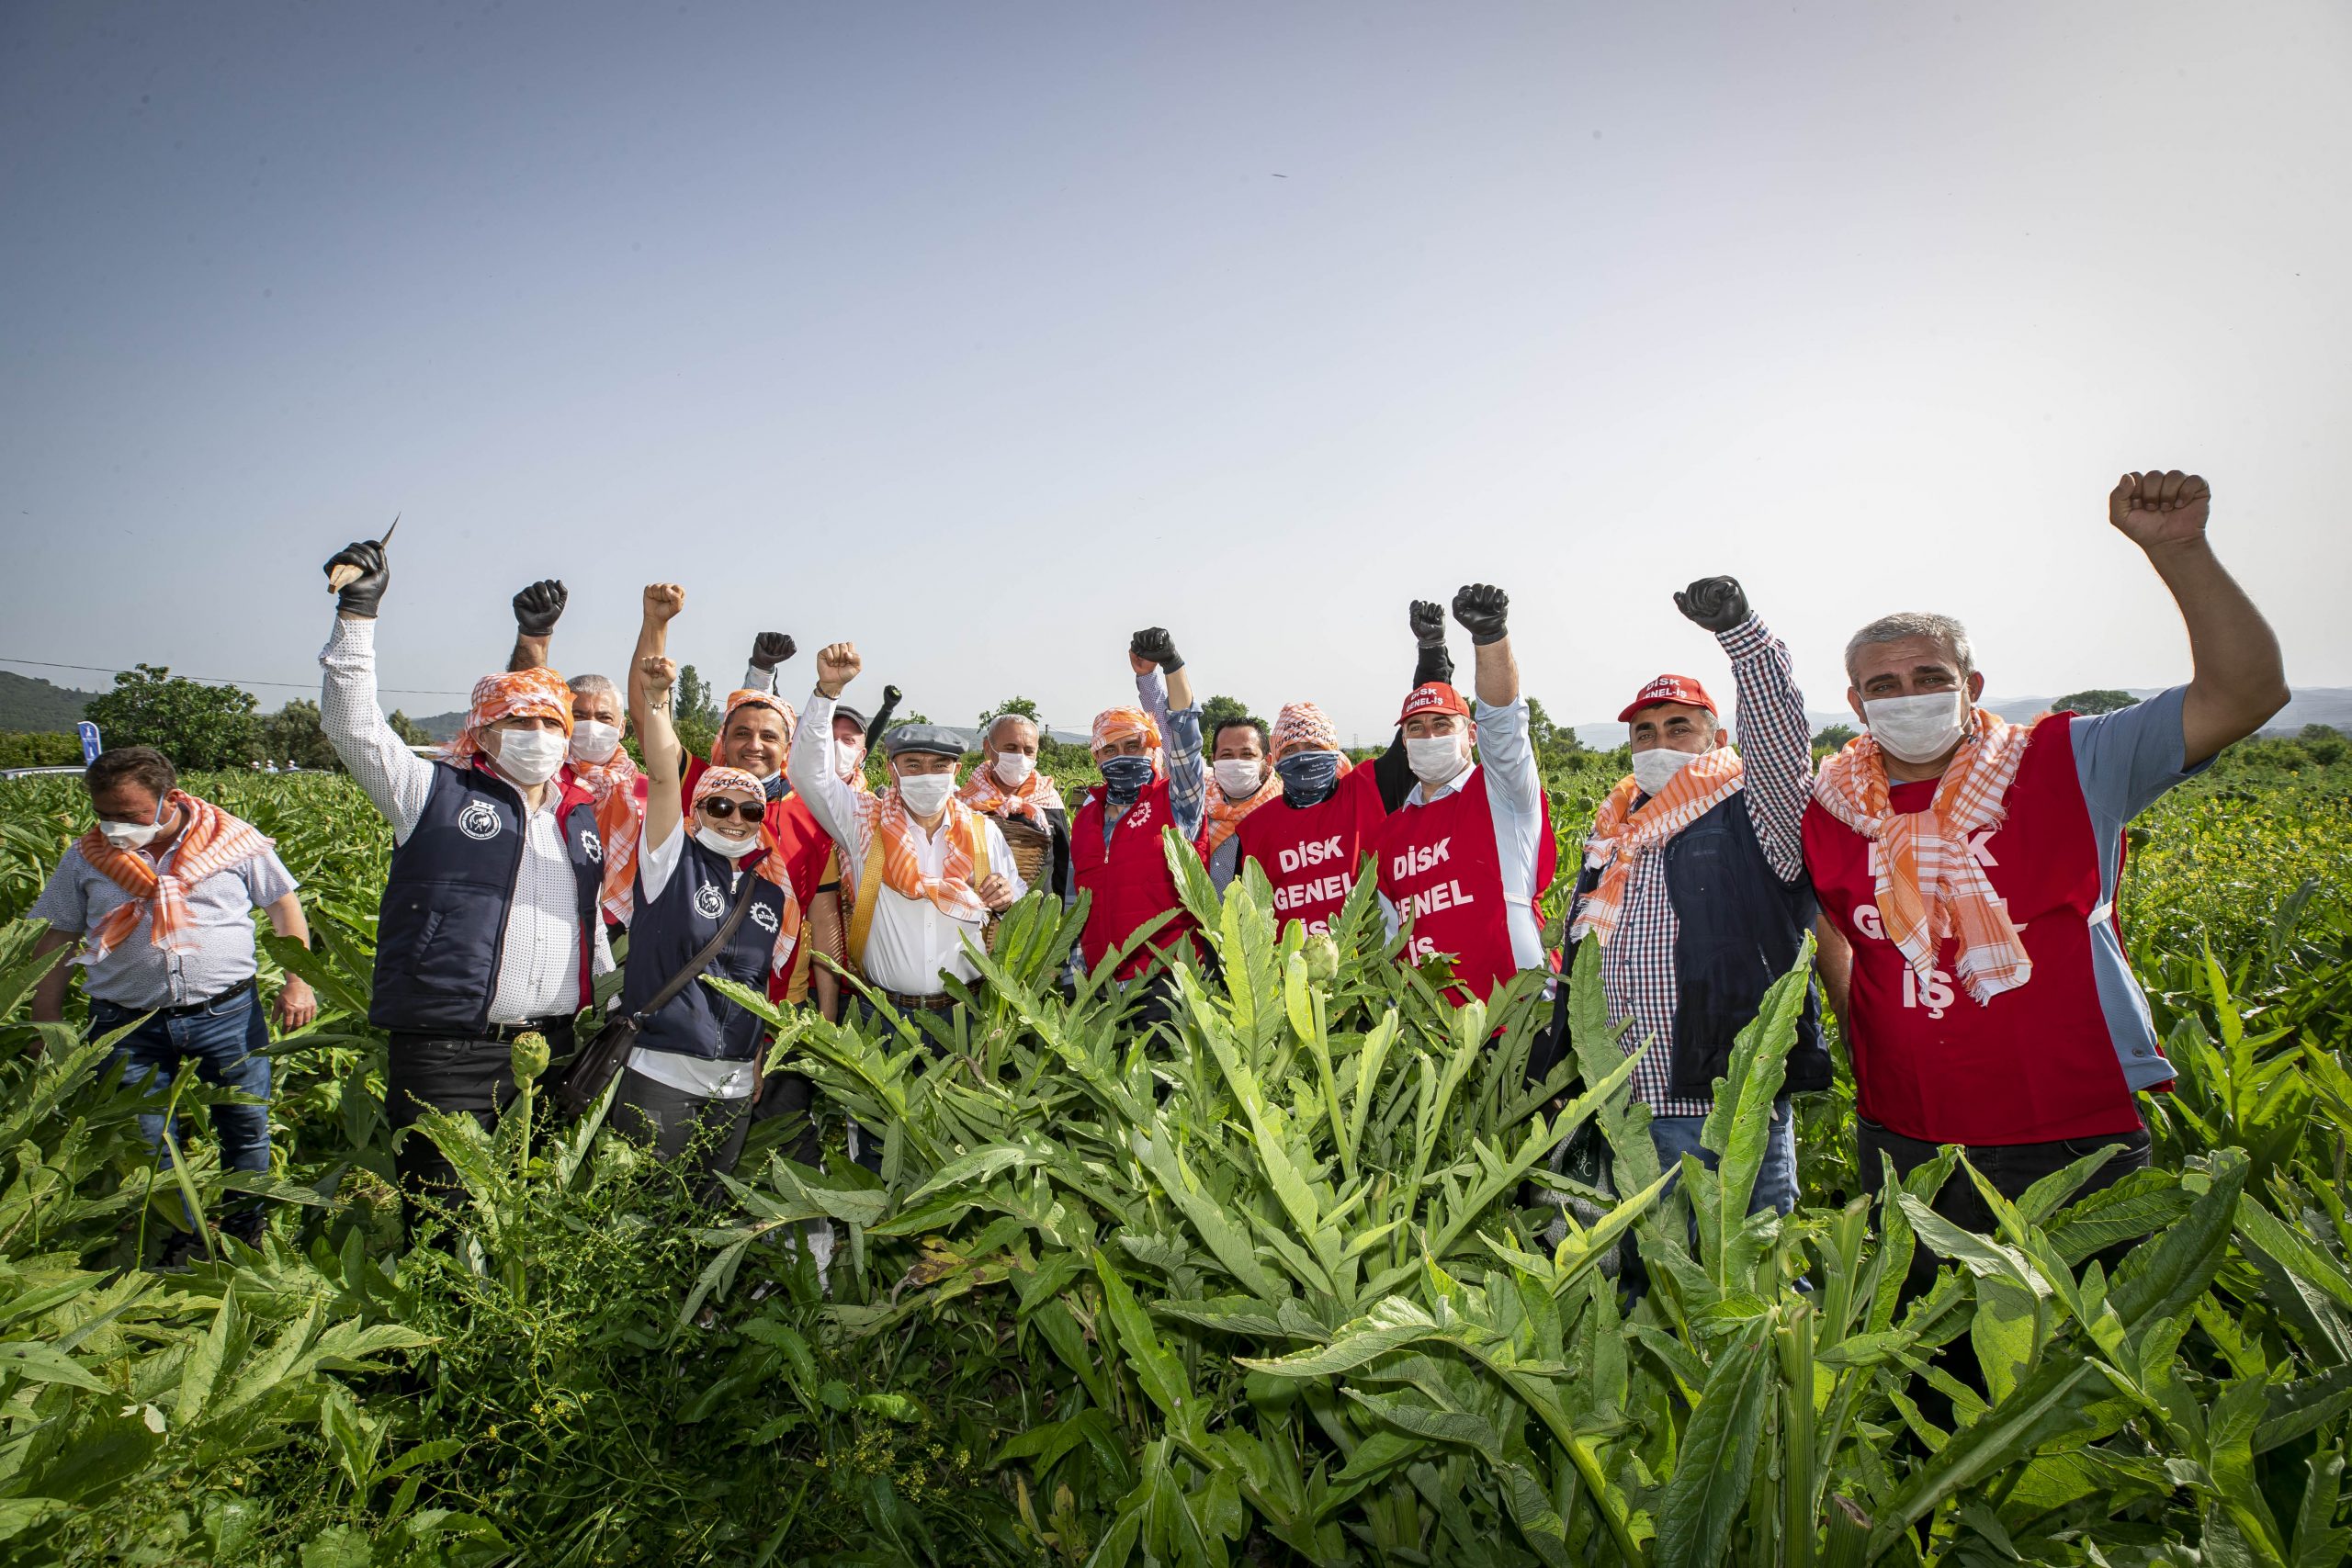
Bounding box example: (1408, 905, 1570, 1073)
(1274, 750, 1342, 805)
(1100, 755, 1154, 799)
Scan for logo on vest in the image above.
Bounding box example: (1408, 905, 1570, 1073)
(457, 801, 503, 841)
(580, 828, 603, 863)
(749, 901, 779, 934)
(695, 882, 726, 919)
(1124, 798, 1154, 831)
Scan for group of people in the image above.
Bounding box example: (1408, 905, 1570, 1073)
(26, 468, 2288, 1263)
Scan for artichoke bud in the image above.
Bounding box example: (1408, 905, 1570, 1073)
(1303, 934, 1340, 983)
(510, 1030, 551, 1086)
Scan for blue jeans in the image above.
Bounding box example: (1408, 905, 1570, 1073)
(94, 987, 273, 1237)
(1648, 1096, 1798, 1218)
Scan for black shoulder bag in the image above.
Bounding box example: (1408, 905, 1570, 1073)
(556, 870, 763, 1120)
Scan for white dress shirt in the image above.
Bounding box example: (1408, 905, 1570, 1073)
(1379, 696, 1548, 976)
(320, 615, 613, 1025)
(787, 690, 1025, 996)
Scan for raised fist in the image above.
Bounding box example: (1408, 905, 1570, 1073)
(513, 580, 567, 637)
(1673, 576, 1748, 635)
(1129, 627, 1183, 674)
(749, 631, 797, 672)
(815, 641, 862, 698)
(322, 540, 390, 618)
(638, 653, 678, 692)
(1409, 600, 1446, 647)
(642, 582, 684, 623)
(1451, 584, 1510, 646)
(2109, 468, 2211, 551)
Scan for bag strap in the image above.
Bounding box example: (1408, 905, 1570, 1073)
(632, 862, 764, 1021)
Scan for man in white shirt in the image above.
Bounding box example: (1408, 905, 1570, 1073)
(786, 641, 1023, 1028)
(316, 536, 614, 1222)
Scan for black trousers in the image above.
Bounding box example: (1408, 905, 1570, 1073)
(385, 1026, 569, 1228)
(607, 1066, 752, 1179)
(1856, 1114, 2151, 1303)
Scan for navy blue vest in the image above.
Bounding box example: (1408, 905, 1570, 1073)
(1573, 793, 1828, 1097)
(370, 763, 604, 1035)
(618, 836, 786, 1064)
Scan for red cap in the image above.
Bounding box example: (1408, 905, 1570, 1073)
(1396, 682, 1474, 726)
(1617, 673, 1717, 723)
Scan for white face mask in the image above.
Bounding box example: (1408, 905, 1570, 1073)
(1632, 744, 1701, 798)
(1214, 758, 1266, 798)
(97, 813, 167, 850)
(993, 751, 1035, 787)
(1864, 691, 1968, 765)
(694, 823, 757, 859)
(493, 727, 568, 785)
(896, 771, 956, 818)
(837, 748, 866, 782)
(1405, 733, 1469, 787)
(570, 720, 621, 765)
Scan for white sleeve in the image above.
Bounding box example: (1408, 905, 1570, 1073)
(318, 615, 435, 840)
(639, 817, 685, 903)
(1472, 696, 1543, 814)
(593, 918, 615, 978)
(985, 819, 1028, 902)
(743, 664, 773, 694)
(784, 688, 863, 865)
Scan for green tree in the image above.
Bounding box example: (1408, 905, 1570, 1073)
(1200, 694, 1256, 741)
(387, 709, 431, 747)
(674, 665, 719, 729)
(82, 664, 258, 771)
(256, 700, 342, 772)
(0, 730, 82, 768)
(978, 695, 1042, 728)
(2053, 688, 2139, 715)
(1525, 697, 1589, 761)
(2300, 723, 2346, 766)
(1812, 722, 1858, 750)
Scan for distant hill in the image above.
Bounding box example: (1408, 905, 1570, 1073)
(0, 670, 103, 734)
(412, 710, 467, 742)
(1573, 686, 2352, 749)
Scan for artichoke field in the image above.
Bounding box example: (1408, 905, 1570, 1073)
(0, 764, 2345, 1565)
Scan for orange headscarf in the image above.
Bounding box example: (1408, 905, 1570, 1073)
(74, 793, 274, 963)
(442, 668, 575, 766)
(1270, 702, 1345, 761)
(710, 690, 797, 768)
(960, 758, 1067, 829)
(569, 743, 646, 924)
(1090, 706, 1163, 775)
(1812, 709, 2039, 1004)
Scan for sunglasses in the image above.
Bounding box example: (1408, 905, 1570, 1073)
(699, 798, 764, 822)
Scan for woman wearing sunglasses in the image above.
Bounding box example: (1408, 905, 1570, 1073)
(608, 619, 801, 1178)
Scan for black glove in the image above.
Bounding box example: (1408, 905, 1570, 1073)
(1674, 576, 1749, 635)
(1130, 627, 1184, 673)
(1451, 584, 1510, 646)
(323, 540, 390, 619)
(512, 579, 567, 637)
(1409, 600, 1446, 648)
(749, 632, 797, 672)
(865, 684, 904, 743)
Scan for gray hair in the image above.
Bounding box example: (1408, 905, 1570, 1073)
(982, 712, 1041, 748)
(568, 672, 620, 704)
(1843, 612, 1973, 685)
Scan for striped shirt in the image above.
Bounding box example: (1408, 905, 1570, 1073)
(1127, 669, 1206, 845)
(1593, 615, 1813, 1116)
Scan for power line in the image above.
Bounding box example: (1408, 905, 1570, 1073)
(0, 655, 468, 700)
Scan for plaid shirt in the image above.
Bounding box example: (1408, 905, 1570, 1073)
(1129, 668, 1206, 844)
(1589, 615, 1813, 1116)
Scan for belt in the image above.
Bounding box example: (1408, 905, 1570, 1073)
(480, 1016, 575, 1043)
(876, 988, 960, 1015)
(96, 975, 255, 1020)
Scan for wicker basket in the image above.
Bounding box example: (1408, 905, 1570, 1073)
(994, 815, 1055, 891)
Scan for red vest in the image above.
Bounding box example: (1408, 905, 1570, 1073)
(1370, 768, 1555, 1005)
(681, 756, 837, 1003)
(1236, 764, 1388, 935)
(1072, 779, 1202, 981)
(1803, 712, 2141, 1146)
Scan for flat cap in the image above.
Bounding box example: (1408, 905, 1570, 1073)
(832, 703, 868, 731)
(880, 723, 966, 760)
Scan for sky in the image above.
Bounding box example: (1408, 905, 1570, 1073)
(3, 1, 2347, 742)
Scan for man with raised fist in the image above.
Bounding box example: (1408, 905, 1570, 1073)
(1562, 576, 1818, 1216)
(1805, 469, 2288, 1258)
(1371, 584, 1557, 1006)
(1070, 627, 1208, 1004)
